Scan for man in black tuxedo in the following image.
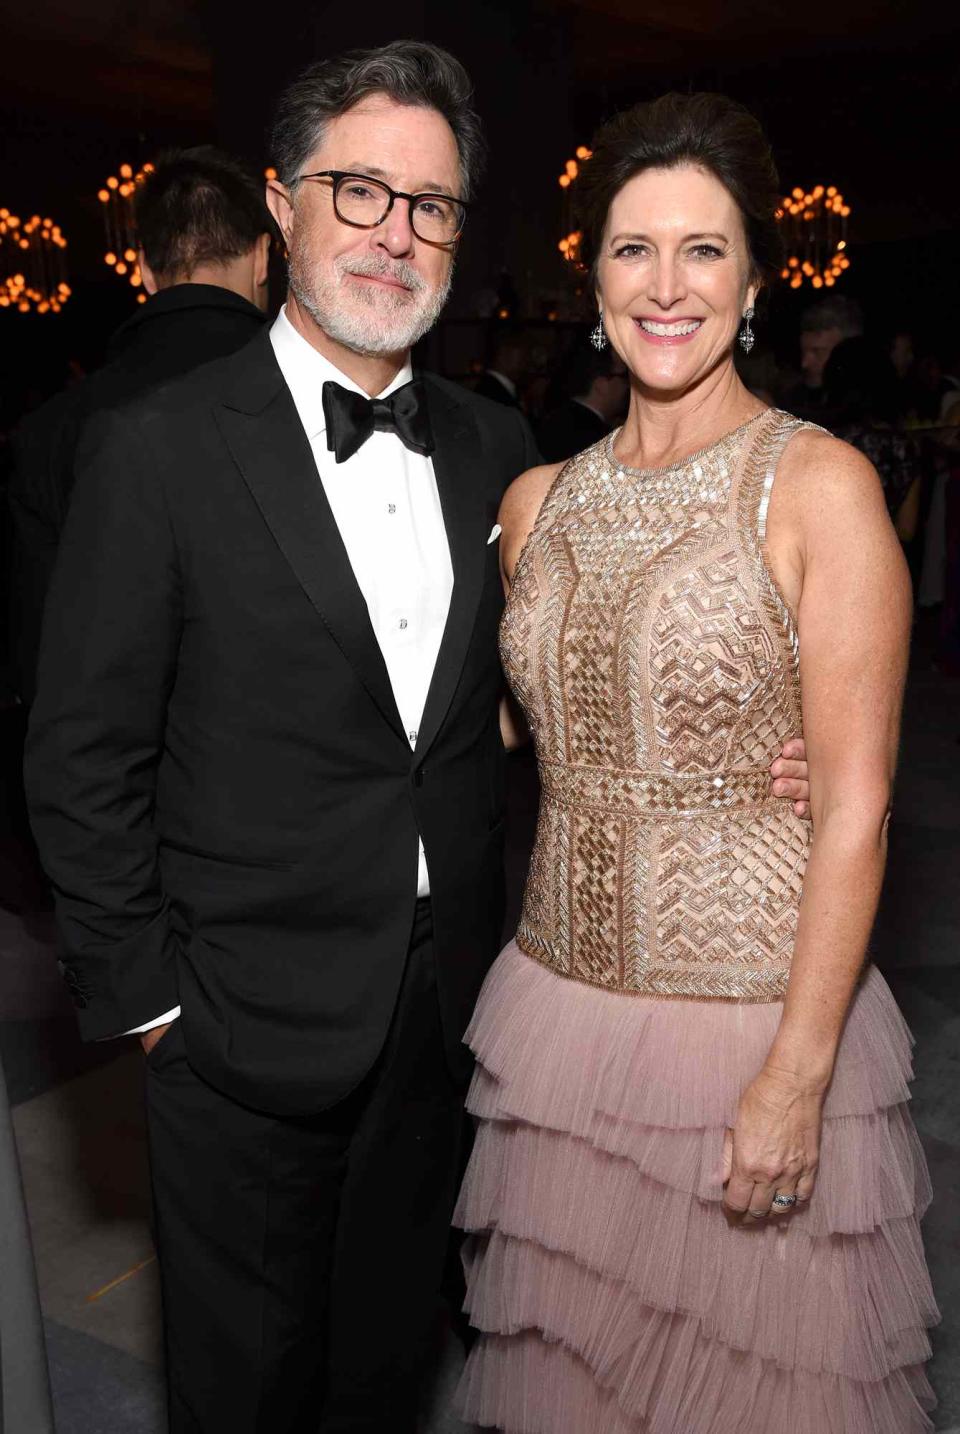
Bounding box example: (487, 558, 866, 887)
(8, 146, 273, 704)
(26, 42, 537, 1434)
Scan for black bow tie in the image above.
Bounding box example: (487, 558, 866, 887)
(321, 378, 434, 464)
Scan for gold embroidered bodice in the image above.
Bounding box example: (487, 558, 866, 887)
(501, 409, 813, 1001)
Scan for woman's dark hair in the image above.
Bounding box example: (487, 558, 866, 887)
(271, 40, 485, 200)
(578, 92, 783, 286)
(135, 146, 273, 278)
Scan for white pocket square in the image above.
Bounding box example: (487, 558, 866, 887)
(487, 523, 502, 545)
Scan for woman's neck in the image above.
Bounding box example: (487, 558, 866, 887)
(615, 363, 765, 471)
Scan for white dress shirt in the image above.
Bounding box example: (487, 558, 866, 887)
(128, 306, 453, 1036)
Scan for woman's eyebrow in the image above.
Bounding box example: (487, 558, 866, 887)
(608, 230, 730, 244)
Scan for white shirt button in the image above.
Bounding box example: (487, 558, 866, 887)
(399, 618, 408, 630)
(388, 503, 396, 514)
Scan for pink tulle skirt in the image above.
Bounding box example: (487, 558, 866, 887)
(454, 941, 938, 1433)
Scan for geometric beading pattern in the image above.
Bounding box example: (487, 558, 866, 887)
(502, 410, 814, 1001)
(539, 761, 773, 818)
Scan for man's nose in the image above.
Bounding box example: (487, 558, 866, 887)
(373, 199, 416, 258)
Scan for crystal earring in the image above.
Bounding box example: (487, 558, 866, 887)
(590, 317, 608, 352)
(739, 306, 755, 354)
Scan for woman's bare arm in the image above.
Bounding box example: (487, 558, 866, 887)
(724, 431, 911, 1217)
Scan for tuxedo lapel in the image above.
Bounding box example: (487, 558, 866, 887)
(415, 378, 490, 761)
(215, 336, 406, 744)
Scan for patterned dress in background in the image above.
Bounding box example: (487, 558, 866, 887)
(455, 410, 937, 1433)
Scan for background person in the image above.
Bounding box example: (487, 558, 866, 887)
(473, 329, 528, 407)
(535, 333, 628, 462)
(822, 334, 929, 544)
(8, 145, 274, 705)
(783, 292, 863, 419)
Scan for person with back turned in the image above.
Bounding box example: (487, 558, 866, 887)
(8, 145, 273, 702)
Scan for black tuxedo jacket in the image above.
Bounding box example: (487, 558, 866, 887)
(9, 284, 267, 703)
(26, 331, 539, 1115)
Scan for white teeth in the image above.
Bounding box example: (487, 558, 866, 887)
(639, 319, 702, 336)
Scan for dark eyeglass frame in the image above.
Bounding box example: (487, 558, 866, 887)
(297, 169, 470, 244)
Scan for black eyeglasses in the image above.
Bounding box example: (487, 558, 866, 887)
(297, 170, 469, 244)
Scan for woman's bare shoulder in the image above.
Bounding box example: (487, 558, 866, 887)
(499, 462, 565, 535)
(497, 462, 565, 589)
(773, 425, 887, 525)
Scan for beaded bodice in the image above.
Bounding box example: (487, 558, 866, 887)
(501, 409, 812, 1001)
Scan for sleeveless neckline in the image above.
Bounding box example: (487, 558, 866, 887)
(605, 408, 768, 479)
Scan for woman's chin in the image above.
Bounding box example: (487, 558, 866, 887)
(624, 344, 731, 400)
(632, 368, 699, 400)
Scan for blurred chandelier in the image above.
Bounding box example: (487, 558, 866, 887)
(0, 209, 71, 313)
(557, 146, 591, 267)
(97, 162, 154, 303)
(778, 185, 851, 290)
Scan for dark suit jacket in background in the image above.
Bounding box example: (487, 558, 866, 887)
(8, 284, 267, 702)
(473, 370, 520, 407)
(535, 398, 609, 465)
(26, 331, 539, 1116)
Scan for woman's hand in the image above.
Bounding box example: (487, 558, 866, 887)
(722, 1066, 824, 1222)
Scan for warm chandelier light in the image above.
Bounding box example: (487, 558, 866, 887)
(0, 209, 71, 313)
(557, 146, 592, 267)
(97, 162, 154, 303)
(777, 185, 851, 290)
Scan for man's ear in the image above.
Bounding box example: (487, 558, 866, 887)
(254, 231, 271, 290)
(266, 180, 295, 249)
(139, 250, 158, 296)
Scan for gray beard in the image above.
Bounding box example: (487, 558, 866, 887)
(288, 249, 452, 356)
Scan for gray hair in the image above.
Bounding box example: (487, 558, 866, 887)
(800, 295, 863, 337)
(270, 40, 485, 200)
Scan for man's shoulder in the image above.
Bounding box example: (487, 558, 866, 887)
(14, 384, 82, 447)
(11, 382, 92, 494)
(422, 372, 527, 437)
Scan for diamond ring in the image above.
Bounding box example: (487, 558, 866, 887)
(772, 1192, 798, 1209)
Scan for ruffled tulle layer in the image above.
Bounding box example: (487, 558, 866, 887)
(455, 942, 938, 1433)
(460, 1329, 936, 1434)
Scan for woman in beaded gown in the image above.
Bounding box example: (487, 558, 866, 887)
(454, 92, 937, 1434)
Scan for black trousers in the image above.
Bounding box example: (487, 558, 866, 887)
(145, 901, 466, 1434)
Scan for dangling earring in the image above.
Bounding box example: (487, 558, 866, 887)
(590, 315, 608, 352)
(739, 306, 755, 354)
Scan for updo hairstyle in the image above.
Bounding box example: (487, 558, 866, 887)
(578, 92, 783, 290)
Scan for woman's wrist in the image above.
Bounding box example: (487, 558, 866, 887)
(759, 1043, 835, 1097)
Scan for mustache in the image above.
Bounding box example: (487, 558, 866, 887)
(335, 253, 426, 294)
